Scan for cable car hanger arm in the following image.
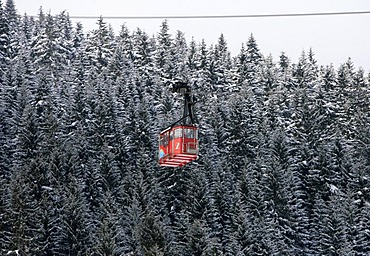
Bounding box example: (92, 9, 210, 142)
(168, 81, 197, 127)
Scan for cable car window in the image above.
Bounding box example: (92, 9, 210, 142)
(184, 128, 194, 138)
(160, 134, 168, 146)
(174, 128, 183, 138)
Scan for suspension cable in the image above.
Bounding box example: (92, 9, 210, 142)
(28, 10, 370, 20)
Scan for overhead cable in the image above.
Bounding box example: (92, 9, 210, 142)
(61, 10, 370, 20)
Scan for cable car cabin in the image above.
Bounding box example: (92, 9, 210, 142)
(158, 125, 198, 167)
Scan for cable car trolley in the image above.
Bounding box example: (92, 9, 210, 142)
(158, 81, 199, 167)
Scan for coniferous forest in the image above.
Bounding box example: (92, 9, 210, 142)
(1, 0, 370, 255)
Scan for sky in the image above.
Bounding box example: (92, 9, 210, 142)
(13, 0, 370, 72)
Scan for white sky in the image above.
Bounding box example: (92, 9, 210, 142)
(14, 0, 370, 72)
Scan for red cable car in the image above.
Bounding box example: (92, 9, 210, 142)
(159, 125, 198, 167)
(158, 81, 199, 167)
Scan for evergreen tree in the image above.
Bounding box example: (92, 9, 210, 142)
(243, 34, 263, 88)
(85, 17, 114, 69)
(155, 20, 174, 80)
(59, 179, 95, 255)
(171, 30, 189, 79)
(208, 33, 233, 94)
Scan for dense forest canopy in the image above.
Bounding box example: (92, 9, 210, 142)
(1, 0, 369, 255)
